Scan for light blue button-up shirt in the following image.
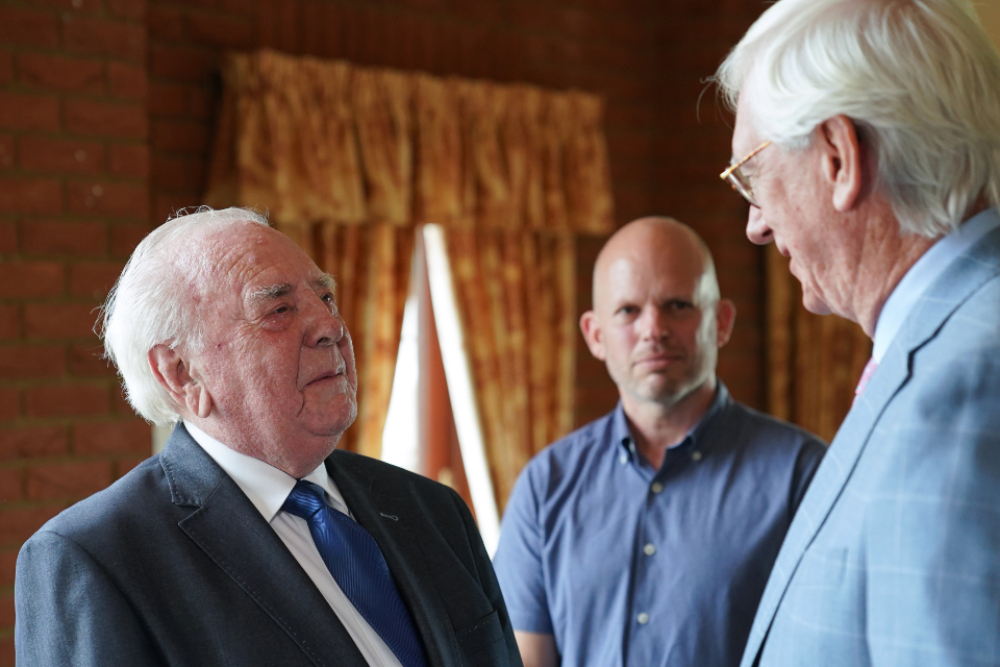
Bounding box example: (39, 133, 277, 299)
(494, 383, 826, 667)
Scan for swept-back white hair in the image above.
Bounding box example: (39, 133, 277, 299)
(714, 0, 1000, 237)
(101, 206, 270, 425)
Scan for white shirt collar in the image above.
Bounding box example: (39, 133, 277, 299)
(872, 207, 1000, 363)
(183, 420, 349, 521)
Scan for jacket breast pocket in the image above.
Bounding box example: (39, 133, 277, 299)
(455, 610, 507, 667)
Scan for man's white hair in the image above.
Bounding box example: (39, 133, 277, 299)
(714, 0, 1000, 237)
(101, 206, 270, 426)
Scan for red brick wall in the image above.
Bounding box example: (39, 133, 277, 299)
(0, 1, 768, 661)
(0, 0, 150, 661)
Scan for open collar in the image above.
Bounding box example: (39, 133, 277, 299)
(612, 381, 730, 468)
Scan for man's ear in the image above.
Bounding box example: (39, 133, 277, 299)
(819, 114, 864, 212)
(148, 345, 213, 418)
(579, 310, 607, 362)
(715, 299, 736, 348)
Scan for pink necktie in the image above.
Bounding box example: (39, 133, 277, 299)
(853, 357, 878, 403)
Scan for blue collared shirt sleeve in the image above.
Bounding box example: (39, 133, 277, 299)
(494, 457, 553, 634)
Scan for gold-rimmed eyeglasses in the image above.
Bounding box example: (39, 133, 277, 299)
(719, 140, 771, 207)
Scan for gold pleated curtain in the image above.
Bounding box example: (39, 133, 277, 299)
(447, 229, 579, 511)
(203, 50, 615, 506)
(765, 245, 872, 442)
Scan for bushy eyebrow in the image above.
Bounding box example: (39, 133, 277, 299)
(247, 274, 336, 306)
(248, 283, 292, 304)
(314, 273, 336, 293)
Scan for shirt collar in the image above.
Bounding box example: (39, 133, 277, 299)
(612, 380, 730, 462)
(183, 420, 348, 521)
(873, 207, 1000, 363)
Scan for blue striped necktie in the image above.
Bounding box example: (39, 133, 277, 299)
(282, 480, 428, 667)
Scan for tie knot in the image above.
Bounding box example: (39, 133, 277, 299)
(282, 480, 327, 521)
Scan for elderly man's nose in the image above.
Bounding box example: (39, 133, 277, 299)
(305, 299, 346, 347)
(315, 314, 346, 346)
(313, 320, 345, 348)
(746, 205, 773, 245)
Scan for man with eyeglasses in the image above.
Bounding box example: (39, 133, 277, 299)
(493, 217, 826, 667)
(715, 1, 1000, 666)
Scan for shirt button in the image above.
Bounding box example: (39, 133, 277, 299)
(637, 612, 650, 625)
(643, 543, 656, 556)
(691, 451, 703, 462)
(620, 454, 628, 465)
(651, 482, 664, 494)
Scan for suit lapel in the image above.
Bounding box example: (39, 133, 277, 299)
(329, 456, 461, 667)
(162, 426, 368, 667)
(740, 339, 910, 666)
(741, 223, 1000, 667)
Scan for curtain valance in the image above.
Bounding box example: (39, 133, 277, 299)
(205, 49, 614, 235)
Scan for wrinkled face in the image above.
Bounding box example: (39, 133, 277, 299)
(733, 87, 860, 317)
(184, 225, 357, 470)
(589, 245, 725, 409)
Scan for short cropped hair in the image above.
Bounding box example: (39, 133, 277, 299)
(714, 0, 1000, 237)
(101, 206, 270, 425)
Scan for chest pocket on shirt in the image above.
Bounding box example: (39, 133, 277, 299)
(455, 609, 507, 666)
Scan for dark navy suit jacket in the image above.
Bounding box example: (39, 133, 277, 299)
(15, 424, 521, 667)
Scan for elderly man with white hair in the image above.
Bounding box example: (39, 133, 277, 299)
(14, 207, 522, 667)
(715, 1, 1000, 666)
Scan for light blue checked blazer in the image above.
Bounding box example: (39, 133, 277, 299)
(741, 212, 1000, 667)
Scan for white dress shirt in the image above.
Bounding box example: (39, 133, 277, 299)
(872, 208, 1000, 363)
(184, 421, 405, 667)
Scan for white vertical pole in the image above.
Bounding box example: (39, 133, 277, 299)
(421, 224, 501, 556)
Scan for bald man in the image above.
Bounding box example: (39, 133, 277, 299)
(492, 218, 826, 667)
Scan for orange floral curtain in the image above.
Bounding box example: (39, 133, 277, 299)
(765, 245, 871, 442)
(203, 50, 615, 507)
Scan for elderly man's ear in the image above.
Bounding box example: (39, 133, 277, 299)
(819, 114, 865, 212)
(148, 345, 213, 419)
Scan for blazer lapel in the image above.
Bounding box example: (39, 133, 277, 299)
(739, 340, 911, 666)
(162, 426, 368, 667)
(330, 457, 462, 667)
(741, 223, 1000, 667)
